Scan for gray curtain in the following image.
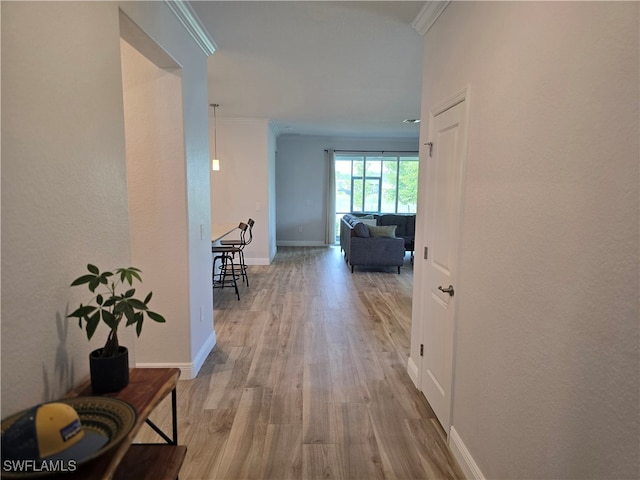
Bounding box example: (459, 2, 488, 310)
(324, 149, 336, 244)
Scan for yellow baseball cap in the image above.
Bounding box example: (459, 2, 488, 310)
(1, 402, 107, 461)
(35, 402, 85, 458)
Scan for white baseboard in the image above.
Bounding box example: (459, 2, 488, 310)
(192, 331, 217, 376)
(136, 331, 217, 380)
(407, 356, 420, 387)
(135, 361, 197, 379)
(276, 240, 328, 247)
(449, 426, 485, 480)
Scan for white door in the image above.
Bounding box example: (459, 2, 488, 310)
(420, 95, 468, 431)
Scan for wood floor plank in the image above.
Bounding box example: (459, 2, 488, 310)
(262, 424, 303, 480)
(270, 352, 304, 425)
(204, 346, 253, 410)
(366, 380, 430, 479)
(214, 387, 272, 480)
(303, 444, 344, 480)
(328, 342, 370, 404)
(302, 362, 336, 444)
(175, 247, 465, 479)
(178, 409, 233, 480)
(405, 418, 463, 479)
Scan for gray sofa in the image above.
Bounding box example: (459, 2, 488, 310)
(340, 214, 405, 273)
(376, 213, 416, 257)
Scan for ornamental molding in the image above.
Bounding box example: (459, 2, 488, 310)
(411, 1, 450, 36)
(165, 0, 217, 56)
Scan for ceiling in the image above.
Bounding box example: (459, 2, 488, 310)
(190, 1, 426, 138)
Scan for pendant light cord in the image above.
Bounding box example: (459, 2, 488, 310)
(211, 103, 219, 159)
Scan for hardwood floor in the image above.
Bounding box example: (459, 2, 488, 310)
(137, 247, 463, 479)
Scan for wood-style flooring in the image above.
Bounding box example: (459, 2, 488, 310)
(137, 247, 463, 479)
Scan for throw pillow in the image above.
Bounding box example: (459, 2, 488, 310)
(361, 218, 377, 226)
(368, 225, 397, 238)
(353, 222, 370, 237)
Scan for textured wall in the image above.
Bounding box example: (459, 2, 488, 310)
(1, 2, 134, 414)
(413, 2, 639, 478)
(120, 39, 191, 366)
(1, 1, 215, 417)
(112, 2, 215, 376)
(210, 118, 273, 264)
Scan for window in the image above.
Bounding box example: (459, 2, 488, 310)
(334, 152, 419, 241)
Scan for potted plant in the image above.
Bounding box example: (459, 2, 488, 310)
(68, 264, 166, 393)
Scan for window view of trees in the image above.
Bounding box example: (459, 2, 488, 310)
(334, 153, 419, 241)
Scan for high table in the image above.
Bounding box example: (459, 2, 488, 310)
(59, 368, 185, 480)
(211, 223, 238, 243)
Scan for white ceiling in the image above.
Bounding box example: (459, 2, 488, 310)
(190, 1, 426, 138)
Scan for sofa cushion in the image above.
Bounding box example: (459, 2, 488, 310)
(353, 222, 370, 237)
(368, 225, 397, 238)
(377, 214, 407, 236)
(406, 214, 416, 235)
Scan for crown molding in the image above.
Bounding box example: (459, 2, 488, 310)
(411, 1, 450, 36)
(165, 0, 217, 56)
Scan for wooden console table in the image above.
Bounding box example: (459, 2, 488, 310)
(59, 368, 186, 480)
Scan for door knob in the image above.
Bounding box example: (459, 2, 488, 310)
(438, 285, 455, 296)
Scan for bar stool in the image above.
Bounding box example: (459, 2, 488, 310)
(211, 244, 240, 301)
(221, 220, 253, 287)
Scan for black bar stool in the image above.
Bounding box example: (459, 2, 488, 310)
(211, 243, 240, 301)
(221, 219, 253, 287)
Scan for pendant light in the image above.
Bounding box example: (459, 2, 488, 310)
(210, 103, 220, 171)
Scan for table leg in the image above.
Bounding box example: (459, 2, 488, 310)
(144, 386, 178, 445)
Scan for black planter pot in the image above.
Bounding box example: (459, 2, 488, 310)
(89, 346, 129, 394)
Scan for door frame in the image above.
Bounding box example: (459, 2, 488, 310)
(415, 86, 471, 435)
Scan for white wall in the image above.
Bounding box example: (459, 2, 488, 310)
(1, 1, 214, 416)
(120, 39, 191, 368)
(267, 126, 278, 261)
(2, 2, 133, 413)
(120, 2, 215, 378)
(410, 2, 639, 478)
(210, 118, 274, 264)
(276, 135, 419, 246)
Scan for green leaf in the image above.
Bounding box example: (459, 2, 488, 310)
(147, 311, 166, 323)
(102, 310, 117, 330)
(126, 312, 141, 327)
(87, 264, 99, 275)
(88, 278, 100, 293)
(86, 311, 101, 340)
(121, 303, 135, 323)
(124, 288, 135, 298)
(144, 292, 153, 304)
(68, 305, 96, 318)
(129, 270, 142, 283)
(70, 274, 95, 287)
(136, 315, 143, 336)
(102, 296, 117, 307)
(96, 294, 104, 305)
(127, 298, 147, 310)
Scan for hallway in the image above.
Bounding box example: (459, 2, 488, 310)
(138, 247, 463, 479)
